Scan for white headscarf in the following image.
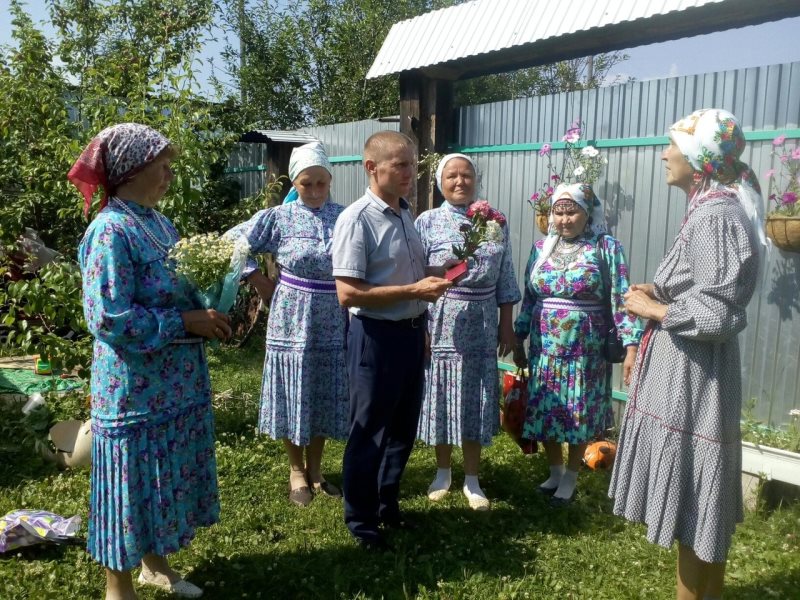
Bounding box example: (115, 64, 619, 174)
(284, 141, 333, 204)
(435, 153, 478, 200)
(531, 183, 607, 277)
(669, 108, 767, 249)
(288, 141, 332, 181)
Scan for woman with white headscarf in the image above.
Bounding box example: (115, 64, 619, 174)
(225, 141, 348, 507)
(415, 153, 521, 510)
(610, 109, 765, 600)
(513, 182, 642, 507)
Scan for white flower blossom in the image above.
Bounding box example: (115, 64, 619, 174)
(573, 166, 586, 177)
(790, 409, 800, 417)
(581, 145, 599, 158)
(485, 220, 504, 242)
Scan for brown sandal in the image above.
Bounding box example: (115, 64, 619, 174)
(288, 483, 314, 507)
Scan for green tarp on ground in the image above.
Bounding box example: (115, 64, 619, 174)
(0, 369, 84, 396)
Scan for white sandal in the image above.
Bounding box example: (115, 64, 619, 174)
(463, 486, 490, 511)
(137, 570, 203, 598)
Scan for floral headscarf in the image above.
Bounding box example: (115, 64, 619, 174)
(435, 153, 478, 201)
(283, 141, 332, 204)
(532, 182, 607, 277)
(669, 108, 767, 248)
(68, 123, 170, 217)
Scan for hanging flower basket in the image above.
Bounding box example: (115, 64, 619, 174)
(536, 213, 549, 235)
(765, 215, 800, 252)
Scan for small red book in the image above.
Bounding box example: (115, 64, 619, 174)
(444, 260, 468, 281)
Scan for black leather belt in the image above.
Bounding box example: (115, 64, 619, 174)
(358, 312, 427, 329)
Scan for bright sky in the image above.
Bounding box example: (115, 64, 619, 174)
(1, 2, 799, 100)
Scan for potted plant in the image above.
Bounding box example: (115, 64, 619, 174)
(528, 121, 608, 235)
(763, 135, 800, 251)
(740, 403, 800, 487)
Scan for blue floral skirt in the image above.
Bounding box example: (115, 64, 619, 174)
(87, 402, 219, 571)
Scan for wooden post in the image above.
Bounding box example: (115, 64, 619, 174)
(400, 72, 455, 215)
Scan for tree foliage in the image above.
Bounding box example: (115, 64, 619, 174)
(454, 54, 633, 106)
(0, 0, 243, 373)
(217, 1, 630, 126)
(217, 0, 452, 126)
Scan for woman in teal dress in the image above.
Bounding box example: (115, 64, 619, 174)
(72, 123, 229, 599)
(513, 183, 642, 506)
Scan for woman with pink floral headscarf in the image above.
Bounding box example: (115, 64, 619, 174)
(610, 109, 765, 600)
(72, 123, 229, 599)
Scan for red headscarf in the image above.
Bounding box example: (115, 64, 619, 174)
(68, 123, 170, 217)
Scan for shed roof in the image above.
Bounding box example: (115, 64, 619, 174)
(240, 130, 319, 144)
(366, 0, 800, 80)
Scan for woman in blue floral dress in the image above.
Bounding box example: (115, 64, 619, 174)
(416, 154, 521, 511)
(225, 142, 348, 507)
(72, 123, 230, 599)
(513, 183, 642, 507)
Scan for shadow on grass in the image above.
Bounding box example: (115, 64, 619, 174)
(191, 446, 624, 600)
(725, 566, 800, 599)
(0, 451, 59, 487)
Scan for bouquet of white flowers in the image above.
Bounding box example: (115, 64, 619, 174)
(169, 233, 250, 314)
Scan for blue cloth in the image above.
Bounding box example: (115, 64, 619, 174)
(283, 187, 299, 204)
(78, 199, 219, 571)
(342, 315, 425, 541)
(224, 200, 349, 445)
(415, 203, 521, 446)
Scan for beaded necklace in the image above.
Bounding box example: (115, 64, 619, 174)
(548, 235, 587, 270)
(110, 197, 174, 254)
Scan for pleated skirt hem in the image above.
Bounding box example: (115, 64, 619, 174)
(609, 406, 742, 563)
(258, 346, 349, 446)
(88, 402, 220, 571)
(417, 352, 499, 447)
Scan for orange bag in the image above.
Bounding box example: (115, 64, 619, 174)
(500, 370, 537, 454)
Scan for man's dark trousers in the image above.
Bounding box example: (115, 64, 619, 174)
(342, 314, 426, 542)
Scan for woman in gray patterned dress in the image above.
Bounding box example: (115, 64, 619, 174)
(415, 154, 521, 510)
(226, 142, 348, 507)
(609, 109, 767, 600)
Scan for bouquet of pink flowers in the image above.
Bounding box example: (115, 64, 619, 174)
(452, 200, 506, 260)
(765, 135, 800, 216)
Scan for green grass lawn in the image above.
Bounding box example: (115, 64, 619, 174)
(1, 339, 798, 599)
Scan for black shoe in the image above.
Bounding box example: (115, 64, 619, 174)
(537, 485, 558, 497)
(380, 513, 419, 531)
(549, 490, 577, 508)
(356, 536, 393, 552)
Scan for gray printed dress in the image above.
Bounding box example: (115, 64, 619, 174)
(415, 203, 521, 446)
(609, 190, 759, 563)
(225, 199, 349, 446)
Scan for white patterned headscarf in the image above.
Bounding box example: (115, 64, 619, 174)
(531, 183, 607, 277)
(669, 108, 767, 248)
(435, 153, 478, 200)
(284, 141, 333, 204)
(288, 141, 332, 181)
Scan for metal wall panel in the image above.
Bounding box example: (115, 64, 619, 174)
(456, 61, 800, 427)
(367, 0, 725, 78)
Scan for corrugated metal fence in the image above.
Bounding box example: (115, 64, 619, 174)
(230, 61, 800, 427)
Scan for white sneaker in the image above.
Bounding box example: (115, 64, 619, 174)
(137, 571, 203, 598)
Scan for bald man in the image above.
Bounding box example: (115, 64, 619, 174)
(332, 131, 452, 550)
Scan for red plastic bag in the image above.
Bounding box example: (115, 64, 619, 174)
(500, 370, 537, 454)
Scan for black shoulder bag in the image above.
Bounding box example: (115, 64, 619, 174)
(597, 235, 626, 364)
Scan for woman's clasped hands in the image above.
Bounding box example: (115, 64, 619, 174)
(182, 309, 233, 341)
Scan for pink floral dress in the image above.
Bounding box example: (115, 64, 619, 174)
(514, 233, 642, 444)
